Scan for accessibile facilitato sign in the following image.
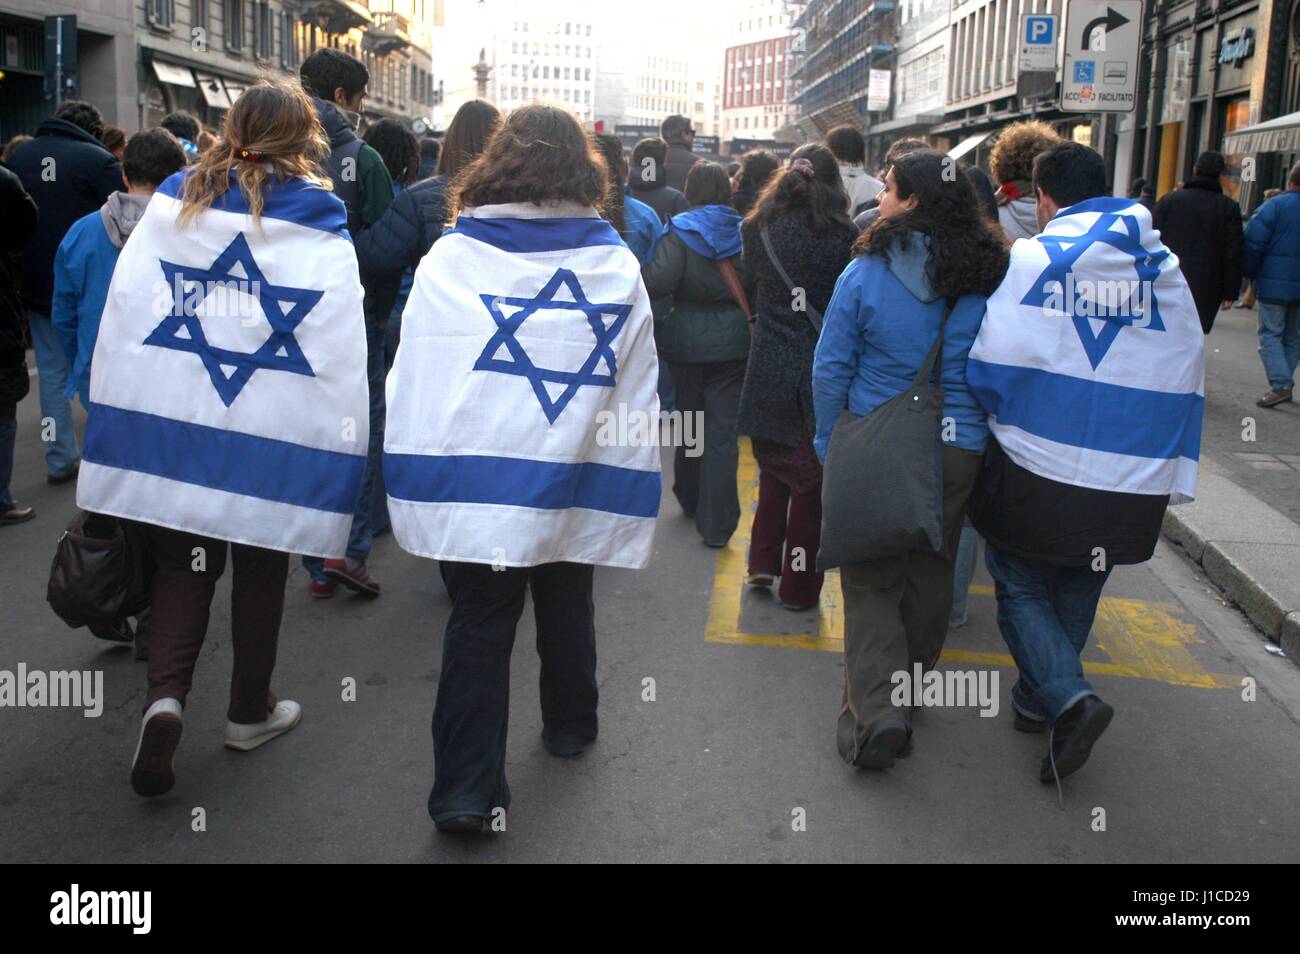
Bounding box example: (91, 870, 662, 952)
(1060, 0, 1143, 112)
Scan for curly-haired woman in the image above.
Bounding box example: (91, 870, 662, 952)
(988, 119, 1063, 240)
(812, 150, 1009, 770)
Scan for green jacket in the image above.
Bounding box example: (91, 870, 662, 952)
(355, 143, 394, 228)
(642, 231, 751, 364)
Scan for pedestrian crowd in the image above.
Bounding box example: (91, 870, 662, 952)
(2, 47, 1298, 834)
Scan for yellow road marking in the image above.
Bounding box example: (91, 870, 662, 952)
(704, 441, 1238, 688)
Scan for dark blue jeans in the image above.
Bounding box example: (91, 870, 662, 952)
(303, 315, 386, 579)
(428, 561, 597, 823)
(0, 404, 16, 510)
(984, 545, 1113, 725)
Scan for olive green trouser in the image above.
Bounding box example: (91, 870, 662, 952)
(836, 445, 983, 765)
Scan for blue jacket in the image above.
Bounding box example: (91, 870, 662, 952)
(1243, 189, 1300, 304)
(623, 195, 661, 265)
(51, 192, 150, 402)
(812, 232, 990, 460)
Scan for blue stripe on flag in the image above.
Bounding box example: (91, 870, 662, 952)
(84, 403, 365, 513)
(385, 452, 661, 518)
(446, 215, 625, 253)
(157, 171, 348, 236)
(967, 359, 1203, 461)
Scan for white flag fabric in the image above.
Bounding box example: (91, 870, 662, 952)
(385, 201, 661, 569)
(77, 171, 369, 555)
(968, 196, 1205, 503)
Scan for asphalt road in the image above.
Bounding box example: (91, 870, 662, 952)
(2, 364, 1299, 863)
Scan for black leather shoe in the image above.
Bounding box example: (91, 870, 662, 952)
(434, 814, 485, 834)
(853, 717, 909, 769)
(1040, 695, 1114, 784)
(543, 726, 594, 758)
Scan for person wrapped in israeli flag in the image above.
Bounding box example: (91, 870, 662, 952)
(968, 195, 1205, 504)
(77, 120, 368, 558)
(384, 145, 661, 570)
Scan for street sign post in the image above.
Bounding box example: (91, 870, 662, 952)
(1060, 0, 1143, 113)
(1017, 14, 1059, 100)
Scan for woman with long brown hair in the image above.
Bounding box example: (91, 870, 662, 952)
(78, 78, 369, 797)
(385, 104, 660, 834)
(812, 150, 1009, 770)
(738, 143, 855, 611)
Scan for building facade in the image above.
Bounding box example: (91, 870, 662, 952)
(1130, 0, 1298, 211)
(486, 2, 596, 125)
(0, 0, 438, 143)
(722, 0, 801, 145)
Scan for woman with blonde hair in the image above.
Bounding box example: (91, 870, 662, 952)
(77, 78, 370, 797)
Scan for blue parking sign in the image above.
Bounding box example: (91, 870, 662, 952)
(1074, 60, 1095, 83)
(1025, 15, 1055, 44)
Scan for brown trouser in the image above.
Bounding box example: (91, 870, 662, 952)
(143, 524, 289, 724)
(836, 445, 983, 765)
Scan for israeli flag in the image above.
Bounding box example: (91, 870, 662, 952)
(77, 171, 369, 555)
(968, 197, 1205, 503)
(385, 201, 661, 569)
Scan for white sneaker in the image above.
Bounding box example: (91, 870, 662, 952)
(223, 700, 302, 752)
(131, 698, 183, 797)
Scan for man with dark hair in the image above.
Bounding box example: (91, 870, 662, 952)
(6, 100, 124, 483)
(299, 47, 394, 234)
(967, 142, 1204, 787)
(159, 111, 201, 162)
(627, 137, 689, 223)
(1153, 150, 1244, 334)
(659, 114, 699, 192)
(1244, 161, 1300, 407)
(299, 46, 393, 599)
(825, 124, 882, 217)
(52, 128, 187, 407)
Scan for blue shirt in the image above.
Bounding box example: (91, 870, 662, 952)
(52, 209, 123, 403)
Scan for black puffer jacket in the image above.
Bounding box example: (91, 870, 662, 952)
(737, 212, 856, 446)
(6, 118, 122, 313)
(354, 176, 449, 322)
(0, 164, 39, 408)
(1153, 175, 1244, 333)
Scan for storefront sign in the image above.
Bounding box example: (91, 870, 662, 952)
(867, 69, 891, 111)
(1218, 28, 1254, 66)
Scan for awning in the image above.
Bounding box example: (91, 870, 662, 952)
(151, 60, 196, 88)
(223, 80, 247, 104)
(1223, 110, 1300, 155)
(947, 132, 991, 161)
(194, 72, 233, 110)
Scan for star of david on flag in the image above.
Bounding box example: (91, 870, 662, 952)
(1019, 211, 1170, 370)
(473, 267, 632, 423)
(144, 232, 321, 407)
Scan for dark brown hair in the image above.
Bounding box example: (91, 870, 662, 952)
(452, 104, 608, 215)
(825, 124, 866, 165)
(855, 150, 1009, 298)
(592, 133, 628, 235)
(437, 99, 502, 180)
(684, 160, 732, 207)
(745, 142, 851, 233)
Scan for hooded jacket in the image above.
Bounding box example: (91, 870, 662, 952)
(626, 175, 690, 224)
(642, 204, 751, 364)
(51, 191, 152, 403)
(997, 196, 1039, 241)
(309, 96, 393, 233)
(1153, 174, 1244, 331)
(811, 231, 991, 461)
(6, 118, 124, 313)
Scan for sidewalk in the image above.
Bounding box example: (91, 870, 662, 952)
(1170, 307, 1300, 664)
(1163, 456, 1300, 661)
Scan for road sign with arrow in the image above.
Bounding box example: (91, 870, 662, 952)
(1060, 0, 1143, 112)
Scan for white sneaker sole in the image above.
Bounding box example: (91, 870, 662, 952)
(223, 708, 302, 752)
